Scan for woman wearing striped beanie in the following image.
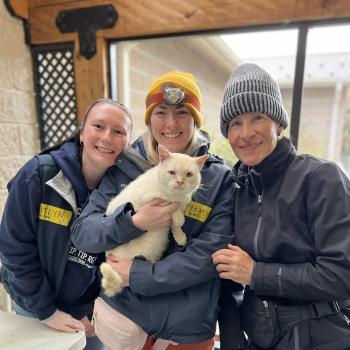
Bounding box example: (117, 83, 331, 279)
(213, 63, 350, 350)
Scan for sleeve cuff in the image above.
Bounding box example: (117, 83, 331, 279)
(115, 203, 146, 242)
(252, 262, 281, 296)
(40, 308, 59, 323)
(129, 258, 152, 295)
(249, 261, 256, 290)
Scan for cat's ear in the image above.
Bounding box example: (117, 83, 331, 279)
(195, 154, 209, 170)
(158, 144, 171, 163)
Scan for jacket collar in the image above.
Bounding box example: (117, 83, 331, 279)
(112, 146, 153, 181)
(130, 131, 223, 167)
(233, 137, 296, 189)
(49, 142, 89, 208)
(46, 170, 78, 214)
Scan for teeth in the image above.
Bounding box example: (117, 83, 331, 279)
(163, 133, 181, 138)
(241, 143, 258, 148)
(96, 146, 113, 153)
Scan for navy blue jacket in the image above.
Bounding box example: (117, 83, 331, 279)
(71, 143, 238, 343)
(0, 142, 101, 320)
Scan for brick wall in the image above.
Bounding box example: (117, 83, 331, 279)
(0, 1, 38, 311)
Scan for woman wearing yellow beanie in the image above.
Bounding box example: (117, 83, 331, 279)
(142, 71, 204, 165)
(72, 72, 245, 350)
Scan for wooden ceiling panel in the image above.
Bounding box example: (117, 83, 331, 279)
(29, 0, 79, 7)
(27, 0, 350, 45)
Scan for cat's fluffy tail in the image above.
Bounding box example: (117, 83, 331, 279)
(100, 262, 123, 297)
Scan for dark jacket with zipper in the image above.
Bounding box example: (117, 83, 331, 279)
(220, 137, 350, 349)
(0, 142, 102, 320)
(71, 140, 246, 345)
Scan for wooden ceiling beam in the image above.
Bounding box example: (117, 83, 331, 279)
(27, 0, 350, 45)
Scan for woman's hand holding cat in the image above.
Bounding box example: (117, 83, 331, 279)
(107, 254, 132, 287)
(131, 198, 179, 231)
(212, 244, 255, 286)
(44, 309, 85, 333)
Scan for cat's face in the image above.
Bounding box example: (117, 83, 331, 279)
(158, 145, 208, 195)
(160, 156, 202, 194)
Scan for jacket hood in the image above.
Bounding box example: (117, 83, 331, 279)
(194, 129, 210, 156)
(131, 129, 223, 166)
(48, 142, 89, 207)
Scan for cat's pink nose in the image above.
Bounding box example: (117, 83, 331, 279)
(176, 180, 184, 186)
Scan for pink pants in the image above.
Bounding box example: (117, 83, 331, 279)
(142, 338, 214, 350)
(93, 297, 172, 350)
(166, 339, 214, 350)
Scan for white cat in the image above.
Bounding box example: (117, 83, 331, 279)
(100, 144, 208, 296)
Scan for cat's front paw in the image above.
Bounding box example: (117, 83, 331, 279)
(100, 262, 123, 297)
(172, 226, 187, 246)
(173, 231, 187, 246)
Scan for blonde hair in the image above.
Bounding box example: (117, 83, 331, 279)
(143, 126, 205, 165)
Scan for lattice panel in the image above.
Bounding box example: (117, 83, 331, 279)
(33, 44, 78, 149)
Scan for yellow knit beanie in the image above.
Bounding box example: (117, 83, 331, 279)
(144, 71, 203, 127)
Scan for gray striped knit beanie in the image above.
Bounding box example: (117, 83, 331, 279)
(220, 63, 288, 138)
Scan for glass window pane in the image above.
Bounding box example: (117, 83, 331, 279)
(298, 24, 350, 174)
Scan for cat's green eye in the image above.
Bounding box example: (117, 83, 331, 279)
(168, 170, 176, 176)
(186, 172, 193, 177)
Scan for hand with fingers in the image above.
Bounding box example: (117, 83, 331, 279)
(132, 198, 179, 231)
(44, 310, 85, 333)
(80, 315, 95, 337)
(212, 244, 255, 286)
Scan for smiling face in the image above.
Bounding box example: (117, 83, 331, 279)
(149, 104, 195, 153)
(80, 102, 132, 176)
(227, 112, 281, 166)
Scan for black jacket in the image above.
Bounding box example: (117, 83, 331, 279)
(234, 138, 350, 301)
(220, 137, 350, 349)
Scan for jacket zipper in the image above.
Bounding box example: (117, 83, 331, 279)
(262, 300, 270, 317)
(48, 182, 78, 298)
(253, 194, 263, 260)
(343, 313, 350, 326)
(278, 267, 282, 295)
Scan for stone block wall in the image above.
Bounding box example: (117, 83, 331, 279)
(0, 1, 39, 311)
